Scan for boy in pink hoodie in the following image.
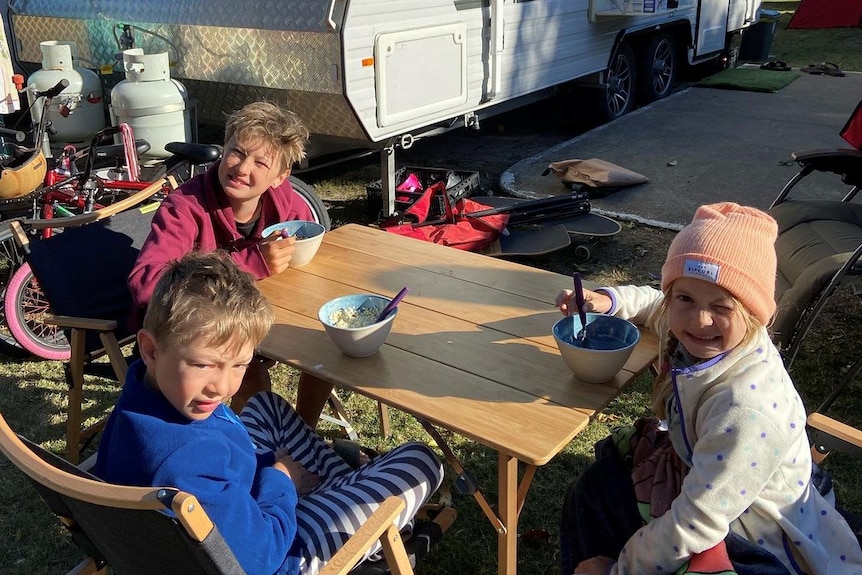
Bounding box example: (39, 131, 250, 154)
(129, 101, 329, 415)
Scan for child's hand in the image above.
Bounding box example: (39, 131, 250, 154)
(260, 230, 296, 275)
(272, 450, 320, 496)
(555, 289, 612, 316)
(573, 556, 614, 575)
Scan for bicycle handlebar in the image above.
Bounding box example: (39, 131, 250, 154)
(34, 78, 69, 99)
(0, 127, 26, 142)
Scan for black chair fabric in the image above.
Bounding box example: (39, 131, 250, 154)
(25, 206, 154, 352)
(18, 435, 246, 575)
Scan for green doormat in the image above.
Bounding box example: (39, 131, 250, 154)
(696, 67, 801, 93)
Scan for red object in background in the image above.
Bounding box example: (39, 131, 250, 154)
(396, 172, 422, 193)
(787, 0, 862, 29)
(840, 99, 862, 150)
(381, 181, 509, 252)
(43, 170, 64, 186)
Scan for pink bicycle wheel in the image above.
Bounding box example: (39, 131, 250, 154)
(3, 263, 71, 360)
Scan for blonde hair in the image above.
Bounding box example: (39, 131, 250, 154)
(143, 251, 274, 354)
(224, 101, 309, 173)
(650, 280, 762, 418)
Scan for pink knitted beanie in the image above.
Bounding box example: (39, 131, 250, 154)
(661, 202, 778, 325)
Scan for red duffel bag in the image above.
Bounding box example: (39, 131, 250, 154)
(380, 181, 509, 252)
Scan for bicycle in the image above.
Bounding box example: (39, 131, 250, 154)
(3, 176, 177, 358)
(0, 136, 220, 359)
(1, 85, 330, 359)
(0, 79, 156, 357)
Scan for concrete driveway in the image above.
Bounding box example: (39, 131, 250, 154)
(500, 70, 862, 229)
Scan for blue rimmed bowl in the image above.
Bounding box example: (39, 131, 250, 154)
(552, 312, 640, 383)
(261, 220, 325, 267)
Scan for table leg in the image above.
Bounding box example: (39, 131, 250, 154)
(517, 464, 537, 515)
(419, 420, 534, 575)
(498, 452, 518, 575)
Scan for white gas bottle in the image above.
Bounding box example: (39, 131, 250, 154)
(109, 49, 191, 159)
(26, 41, 105, 154)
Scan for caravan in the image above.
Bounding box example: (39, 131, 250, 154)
(2, 0, 761, 212)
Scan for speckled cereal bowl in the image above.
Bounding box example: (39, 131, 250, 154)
(318, 294, 397, 357)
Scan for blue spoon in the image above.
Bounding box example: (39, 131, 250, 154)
(375, 286, 409, 323)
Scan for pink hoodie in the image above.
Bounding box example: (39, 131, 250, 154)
(128, 161, 314, 329)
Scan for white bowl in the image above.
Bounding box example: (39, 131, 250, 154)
(318, 294, 397, 357)
(262, 220, 325, 267)
(552, 312, 641, 383)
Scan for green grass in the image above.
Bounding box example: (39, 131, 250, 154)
(763, 1, 862, 72)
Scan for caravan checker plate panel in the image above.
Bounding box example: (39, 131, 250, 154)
(10, 1, 369, 141)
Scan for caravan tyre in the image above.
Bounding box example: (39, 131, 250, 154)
(639, 34, 677, 103)
(288, 176, 332, 232)
(598, 42, 637, 122)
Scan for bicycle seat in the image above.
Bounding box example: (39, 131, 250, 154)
(94, 139, 151, 160)
(0, 146, 47, 199)
(164, 142, 223, 164)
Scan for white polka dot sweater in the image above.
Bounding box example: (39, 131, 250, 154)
(599, 285, 862, 574)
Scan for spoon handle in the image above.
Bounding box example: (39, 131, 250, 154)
(573, 272, 588, 337)
(376, 286, 409, 323)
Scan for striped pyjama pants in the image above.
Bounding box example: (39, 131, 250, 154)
(239, 391, 443, 574)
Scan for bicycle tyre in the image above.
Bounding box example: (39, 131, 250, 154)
(289, 176, 331, 231)
(4, 262, 71, 360)
(0, 284, 29, 357)
(0, 227, 29, 356)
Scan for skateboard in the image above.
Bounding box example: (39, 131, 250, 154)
(474, 195, 622, 261)
(479, 224, 571, 258)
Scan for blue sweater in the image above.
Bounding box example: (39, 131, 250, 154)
(94, 360, 300, 575)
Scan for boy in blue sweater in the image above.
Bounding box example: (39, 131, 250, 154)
(95, 251, 443, 575)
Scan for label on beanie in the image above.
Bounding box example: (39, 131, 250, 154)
(683, 259, 719, 283)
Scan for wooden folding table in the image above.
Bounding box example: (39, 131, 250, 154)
(257, 224, 658, 575)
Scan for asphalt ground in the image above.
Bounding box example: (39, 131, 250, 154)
(500, 70, 862, 229)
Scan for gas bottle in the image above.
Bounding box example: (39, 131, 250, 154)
(26, 41, 105, 154)
(109, 49, 191, 159)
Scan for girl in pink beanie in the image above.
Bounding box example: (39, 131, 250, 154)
(556, 202, 861, 575)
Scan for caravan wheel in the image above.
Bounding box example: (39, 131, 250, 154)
(288, 176, 332, 231)
(600, 42, 637, 121)
(639, 34, 677, 103)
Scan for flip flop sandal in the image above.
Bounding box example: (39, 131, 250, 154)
(332, 438, 380, 469)
(801, 64, 824, 75)
(760, 60, 790, 71)
(818, 62, 845, 77)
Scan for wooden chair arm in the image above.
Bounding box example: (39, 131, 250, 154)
(808, 412, 862, 451)
(319, 496, 414, 575)
(45, 315, 118, 331)
(22, 176, 177, 231)
(66, 556, 107, 575)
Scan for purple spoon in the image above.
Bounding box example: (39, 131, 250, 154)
(376, 286, 409, 323)
(573, 272, 590, 346)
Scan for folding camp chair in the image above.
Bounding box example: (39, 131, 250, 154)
(0, 411, 417, 575)
(768, 98, 862, 379)
(767, 100, 862, 491)
(9, 177, 175, 463)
